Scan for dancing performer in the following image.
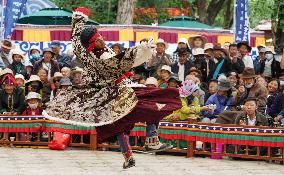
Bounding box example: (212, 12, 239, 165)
(43, 7, 181, 169)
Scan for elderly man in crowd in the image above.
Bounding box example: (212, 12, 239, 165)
(71, 66, 83, 86)
(33, 48, 60, 80)
(50, 40, 72, 69)
(147, 39, 172, 78)
(235, 68, 268, 111)
(0, 39, 14, 68)
(171, 49, 193, 82)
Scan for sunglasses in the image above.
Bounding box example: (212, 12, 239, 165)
(53, 79, 60, 83)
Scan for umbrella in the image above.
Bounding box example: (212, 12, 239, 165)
(17, 8, 99, 25)
(159, 15, 213, 29)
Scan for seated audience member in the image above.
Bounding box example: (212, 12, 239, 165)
(260, 47, 280, 79)
(235, 68, 268, 111)
(204, 80, 218, 102)
(8, 50, 27, 78)
(171, 38, 191, 64)
(168, 75, 182, 88)
(211, 46, 232, 79)
(227, 98, 269, 155)
(61, 66, 71, 78)
(254, 47, 266, 75)
(15, 74, 25, 88)
(188, 35, 207, 54)
(188, 67, 202, 77)
(171, 49, 193, 82)
(71, 67, 83, 86)
(50, 72, 63, 101)
(147, 39, 172, 78)
(59, 78, 73, 91)
(275, 109, 284, 126)
(37, 68, 53, 106)
(25, 75, 43, 95)
(25, 62, 33, 80)
(33, 48, 60, 79)
(51, 40, 71, 69)
(237, 41, 254, 69)
(158, 65, 172, 88)
(0, 74, 25, 115)
(145, 77, 158, 88)
(185, 75, 205, 106)
(28, 46, 41, 66)
(165, 80, 211, 121)
(203, 43, 216, 82)
(229, 44, 245, 74)
(202, 78, 234, 123)
(235, 98, 268, 126)
(266, 79, 280, 115)
(22, 92, 43, 115)
(111, 43, 123, 55)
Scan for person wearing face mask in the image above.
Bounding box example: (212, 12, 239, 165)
(22, 92, 42, 115)
(28, 46, 41, 66)
(8, 50, 27, 79)
(260, 47, 280, 79)
(235, 68, 268, 112)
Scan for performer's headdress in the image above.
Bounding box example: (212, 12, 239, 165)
(80, 26, 102, 53)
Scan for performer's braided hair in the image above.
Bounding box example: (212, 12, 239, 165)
(80, 26, 97, 49)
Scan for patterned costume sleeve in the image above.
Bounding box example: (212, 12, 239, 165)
(71, 11, 88, 63)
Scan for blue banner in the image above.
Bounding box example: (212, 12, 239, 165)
(4, 0, 27, 39)
(234, 0, 250, 43)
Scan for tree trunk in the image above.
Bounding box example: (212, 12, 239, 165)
(206, 0, 226, 25)
(196, 0, 207, 23)
(116, 0, 137, 24)
(224, 0, 233, 29)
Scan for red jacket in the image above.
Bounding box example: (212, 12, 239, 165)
(22, 108, 43, 115)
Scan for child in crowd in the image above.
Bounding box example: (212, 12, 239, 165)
(168, 75, 182, 88)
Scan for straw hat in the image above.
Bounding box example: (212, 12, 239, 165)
(52, 72, 63, 80)
(156, 38, 169, 49)
(265, 46, 276, 54)
(1, 39, 15, 50)
(11, 49, 25, 60)
(25, 75, 43, 89)
(160, 65, 172, 74)
(188, 35, 207, 48)
(204, 43, 214, 51)
(26, 92, 42, 100)
(71, 67, 84, 74)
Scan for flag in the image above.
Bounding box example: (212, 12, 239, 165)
(4, 0, 27, 39)
(234, 0, 250, 43)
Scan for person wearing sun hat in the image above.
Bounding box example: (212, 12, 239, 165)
(28, 46, 41, 66)
(8, 50, 27, 79)
(22, 92, 43, 115)
(25, 75, 43, 96)
(15, 74, 26, 88)
(50, 72, 64, 101)
(33, 48, 60, 79)
(235, 67, 268, 111)
(0, 74, 25, 115)
(157, 65, 172, 88)
(202, 77, 234, 123)
(237, 41, 254, 69)
(147, 38, 172, 78)
(260, 46, 280, 79)
(168, 75, 182, 88)
(0, 39, 15, 68)
(71, 66, 83, 86)
(171, 38, 192, 64)
(188, 35, 207, 55)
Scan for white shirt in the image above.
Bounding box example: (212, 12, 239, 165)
(178, 63, 185, 82)
(242, 55, 254, 68)
(247, 115, 256, 126)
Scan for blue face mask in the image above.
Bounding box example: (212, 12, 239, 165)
(31, 53, 40, 59)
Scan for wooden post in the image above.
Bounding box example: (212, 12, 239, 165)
(90, 133, 97, 151)
(187, 141, 195, 158)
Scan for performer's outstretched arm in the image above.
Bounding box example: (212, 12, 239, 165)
(71, 11, 88, 62)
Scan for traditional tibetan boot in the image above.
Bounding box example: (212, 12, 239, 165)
(144, 136, 172, 152)
(122, 152, 135, 169)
